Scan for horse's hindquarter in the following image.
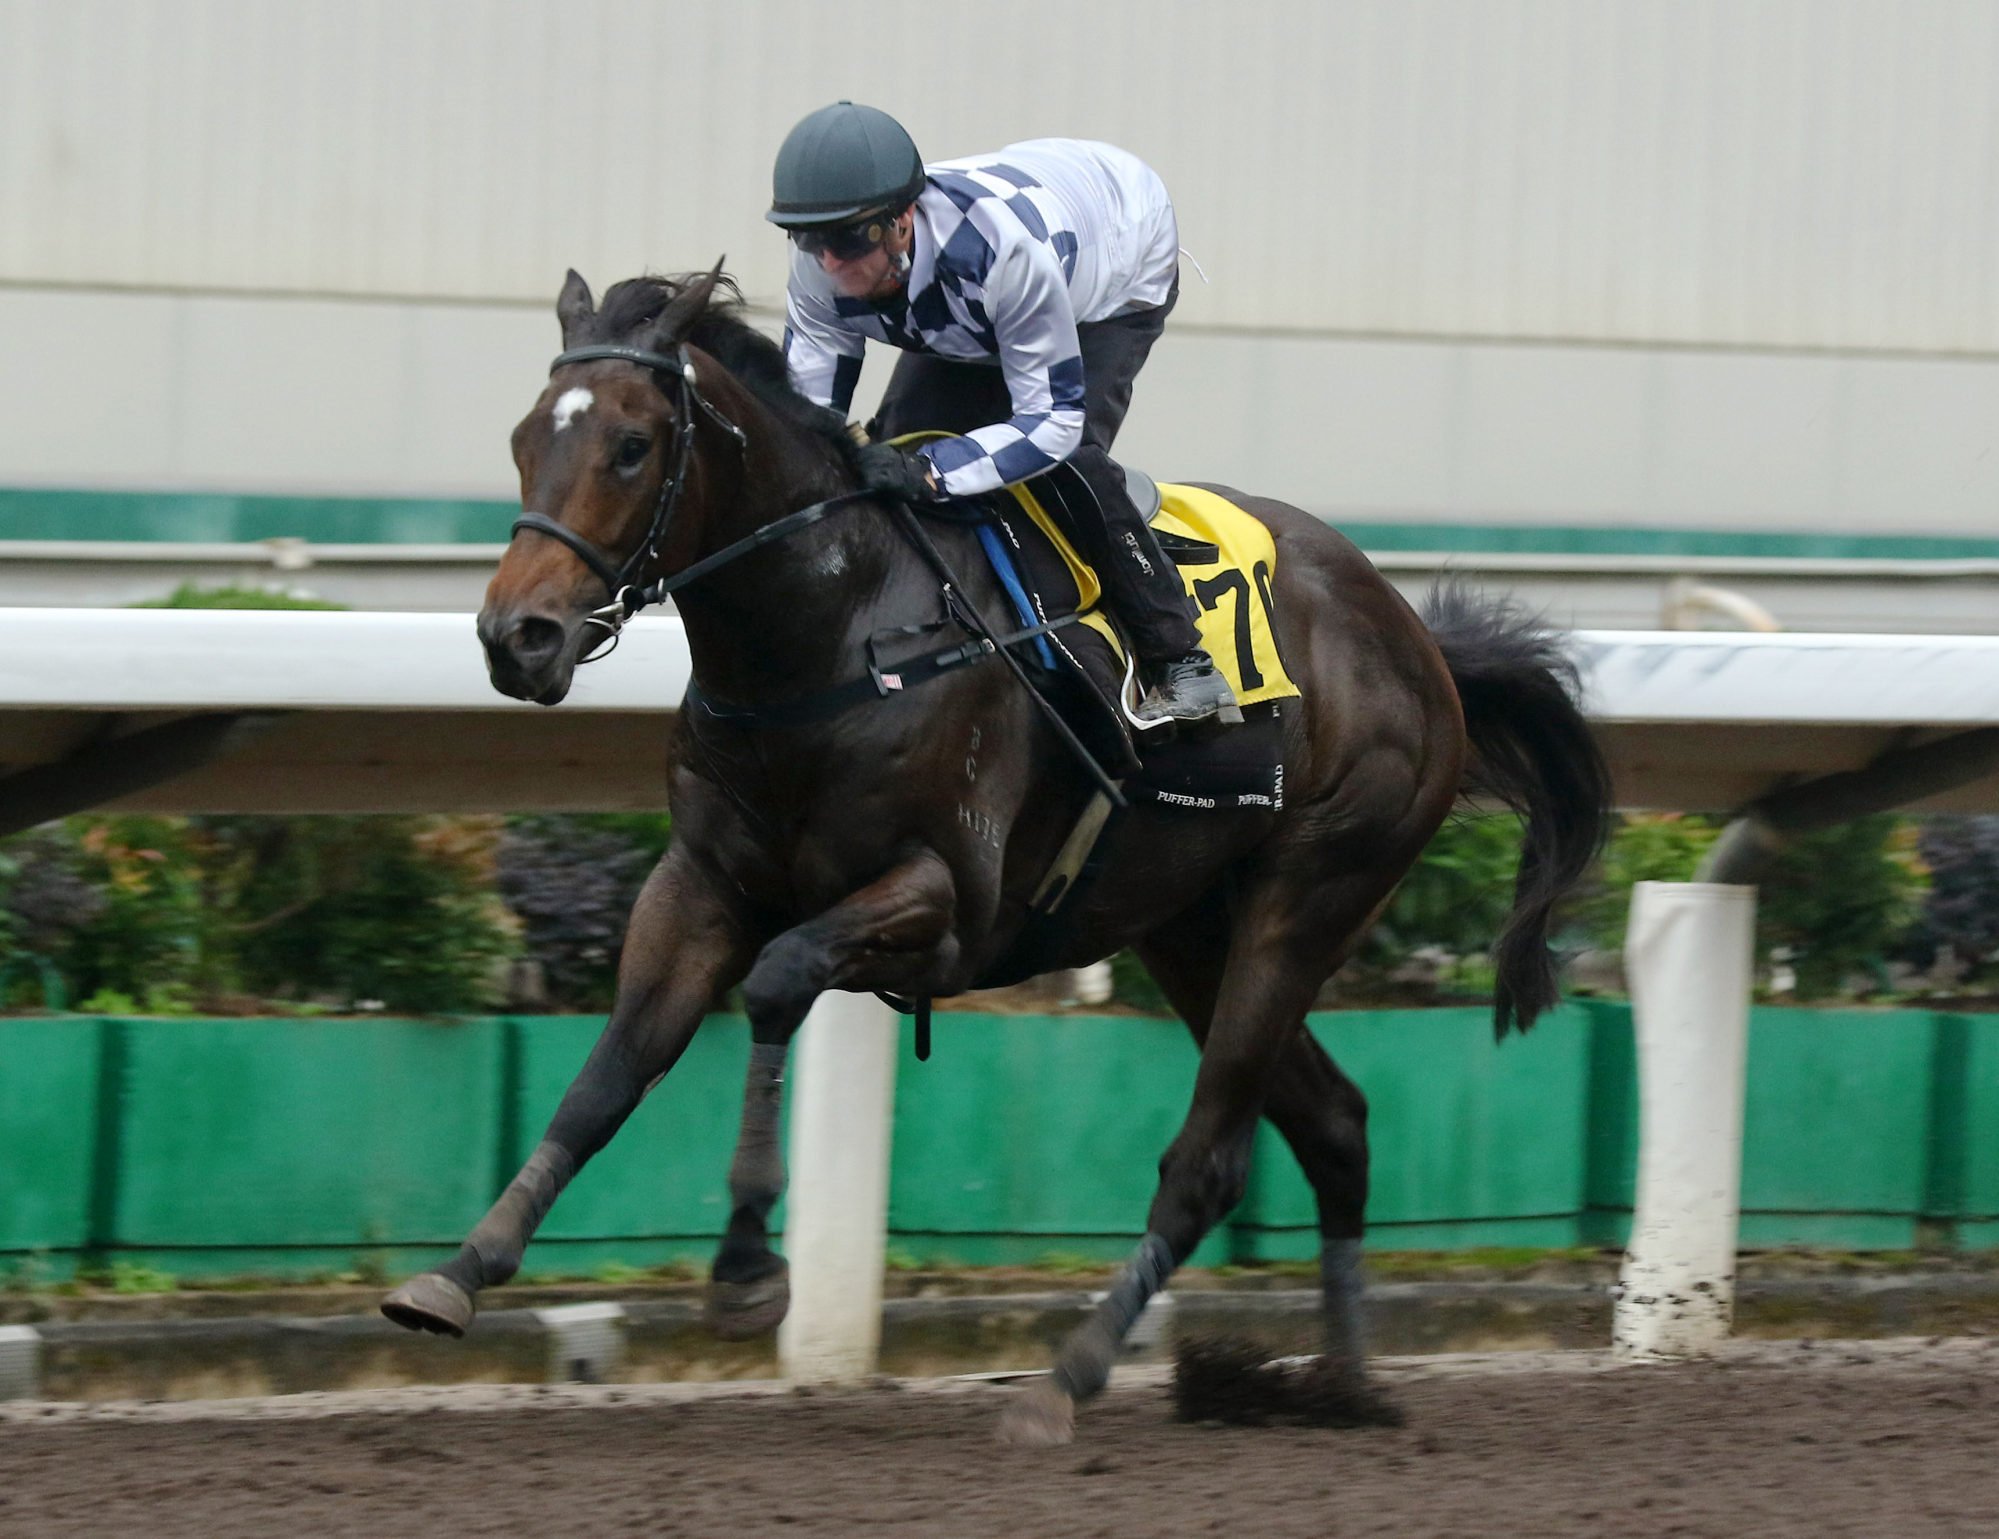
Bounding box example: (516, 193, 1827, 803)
(1198, 489, 1466, 849)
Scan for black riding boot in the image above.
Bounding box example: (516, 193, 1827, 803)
(1060, 448, 1239, 724)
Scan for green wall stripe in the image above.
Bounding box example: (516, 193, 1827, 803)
(6, 485, 1999, 560)
(1, 487, 518, 545)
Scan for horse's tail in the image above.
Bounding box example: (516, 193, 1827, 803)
(1422, 581, 1613, 1037)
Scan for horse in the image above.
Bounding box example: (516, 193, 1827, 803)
(381, 263, 1613, 1445)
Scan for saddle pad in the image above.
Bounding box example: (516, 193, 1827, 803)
(999, 479, 1302, 710)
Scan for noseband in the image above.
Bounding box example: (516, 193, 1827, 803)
(511, 343, 748, 660)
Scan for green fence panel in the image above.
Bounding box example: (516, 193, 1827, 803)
(1738, 1008, 1935, 1249)
(0, 1018, 104, 1255)
(508, 1014, 750, 1252)
(1953, 1015, 1999, 1248)
(4, 1006, 1995, 1276)
(1234, 1006, 1596, 1259)
(108, 1018, 507, 1252)
(886, 1013, 1216, 1265)
(1578, 1001, 1638, 1246)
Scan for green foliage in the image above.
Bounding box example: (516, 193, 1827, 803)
(1574, 813, 1724, 950)
(1032, 1251, 1111, 1276)
(2, 814, 519, 1015)
(106, 1261, 178, 1295)
(222, 815, 519, 1014)
(1109, 949, 1171, 1015)
(1369, 814, 1525, 964)
(1759, 816, 1927, 998)
(134, 583, 347, 611)
(59, 817, 214, 1007)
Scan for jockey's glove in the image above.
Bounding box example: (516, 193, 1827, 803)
(855, 442, 945, 504)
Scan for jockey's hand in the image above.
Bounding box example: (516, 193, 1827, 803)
(855, 442, 944, 503)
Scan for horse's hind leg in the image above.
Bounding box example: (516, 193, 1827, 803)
(382, 857, 749, 1337)
(1260, 1036, 1376, 1374)
(1000, 877, 1392, 1445)
(1136, 909, 1377, 1373)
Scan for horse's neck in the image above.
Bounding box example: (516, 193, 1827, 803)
(674, 407, 907, 704)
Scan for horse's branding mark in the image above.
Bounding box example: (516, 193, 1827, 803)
(553, 388, 594, 432)
(966, 725, 982, 782)
(957, 801, 1003, 849)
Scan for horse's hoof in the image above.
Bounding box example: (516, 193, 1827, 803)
(381, 1272, 476, 1337)
(997, 1380, 1076, 1447)
(705, 1264, 791, 1340)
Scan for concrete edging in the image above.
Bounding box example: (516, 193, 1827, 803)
(10, 1273, 1999, 1404)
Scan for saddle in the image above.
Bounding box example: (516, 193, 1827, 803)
(951, 458, 1301, 813)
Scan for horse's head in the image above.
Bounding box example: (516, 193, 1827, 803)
(478, 264, 731, 704)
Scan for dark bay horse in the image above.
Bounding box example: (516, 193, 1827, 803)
(382, 266, 1612, 1444)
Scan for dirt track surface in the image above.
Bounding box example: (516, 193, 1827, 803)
(5, 1340, 1999, 1538)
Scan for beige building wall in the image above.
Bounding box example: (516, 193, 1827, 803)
(4, 0, 1996, 532)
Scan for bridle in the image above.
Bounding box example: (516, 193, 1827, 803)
(511, 342, 749, 662)
(505, 337, 1121, 811)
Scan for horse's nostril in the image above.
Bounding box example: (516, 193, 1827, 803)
(513, 616, 565, 668)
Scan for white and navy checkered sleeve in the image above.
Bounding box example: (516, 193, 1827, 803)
(921, 240, 1087, 498)
(781, 265, 868, 415)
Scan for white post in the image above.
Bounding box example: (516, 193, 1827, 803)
(1614, 881, 1757, 1360)
(1061, 960, 1115, 1006)
(778, 989, 901, 1384)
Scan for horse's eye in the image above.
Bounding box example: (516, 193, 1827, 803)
(615, 435, 652, 470)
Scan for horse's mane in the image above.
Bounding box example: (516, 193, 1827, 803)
(586, 273, 859, 468)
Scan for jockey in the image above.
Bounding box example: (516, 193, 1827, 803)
(767, 101, 1237, 725)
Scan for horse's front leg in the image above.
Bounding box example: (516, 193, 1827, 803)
(704, 850, 958, 1338)
(382, 854, 751, 1336)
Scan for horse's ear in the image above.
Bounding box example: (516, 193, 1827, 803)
(557, 269, 595, 344)
(649, 257, 728, 346)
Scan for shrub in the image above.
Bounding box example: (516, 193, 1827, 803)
(497, 814, 672, 1010)
(1367, 813, 1526, 966)
(0, 829, 109, 1007)
(1758, 816, 1927, 998)
(2, 814, 521, 1015)
(1574, 813, 1724, 951)
(224, 815, 520, 1014)
(134, 583, 346, 611)
(1904, 816, 1999, 982)
(57, 817, 213, 1009)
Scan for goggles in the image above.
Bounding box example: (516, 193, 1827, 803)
(791, 215, 893, 262)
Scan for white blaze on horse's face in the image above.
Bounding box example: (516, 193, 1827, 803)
(552, 387, 594, 432)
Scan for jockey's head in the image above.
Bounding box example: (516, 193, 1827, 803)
(768, 101, 924, 302)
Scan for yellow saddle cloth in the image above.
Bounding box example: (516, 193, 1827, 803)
(1002, 479, 1301, 709)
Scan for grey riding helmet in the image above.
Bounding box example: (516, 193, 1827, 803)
(767, 101, 926, 230)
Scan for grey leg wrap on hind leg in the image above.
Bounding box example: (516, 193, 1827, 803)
(439, 1141, 577, 1292)
(1321, 1236, 1368, 1368)
(1053, 1232, 1175, 1402)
